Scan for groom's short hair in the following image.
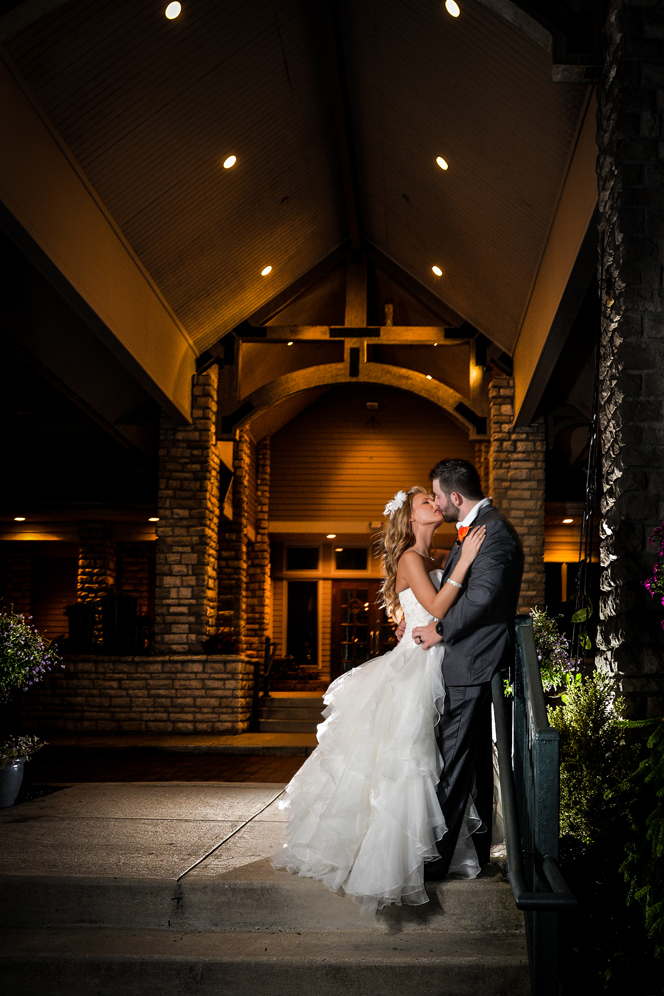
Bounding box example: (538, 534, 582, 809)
(430, 459, 484, 500)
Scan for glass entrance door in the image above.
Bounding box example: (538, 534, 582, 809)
(331, 582, 397, 680)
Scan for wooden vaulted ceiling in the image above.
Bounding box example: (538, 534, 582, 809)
(3, 0, 591, 358)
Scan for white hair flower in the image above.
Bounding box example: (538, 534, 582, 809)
(383, 490, 408, 517)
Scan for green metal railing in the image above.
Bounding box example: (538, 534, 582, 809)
(491, 614, 576, 996)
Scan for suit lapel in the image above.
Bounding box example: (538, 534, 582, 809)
(441, 505, 497, 581)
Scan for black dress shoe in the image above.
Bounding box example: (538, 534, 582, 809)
(423, 861, 448, 881)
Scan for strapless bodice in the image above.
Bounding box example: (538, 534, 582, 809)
(398, 568, 443, 644)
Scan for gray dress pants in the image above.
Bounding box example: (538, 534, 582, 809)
(426, 681, 493, 877)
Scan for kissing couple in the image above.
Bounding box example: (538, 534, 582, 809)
(273, 458, 524, 914)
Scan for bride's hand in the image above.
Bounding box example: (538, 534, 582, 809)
(459, 524, 486, 565)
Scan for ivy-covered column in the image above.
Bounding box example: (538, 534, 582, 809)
(596, 0, 664, 716)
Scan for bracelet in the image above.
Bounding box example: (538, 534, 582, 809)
(446, 579, 463, 589)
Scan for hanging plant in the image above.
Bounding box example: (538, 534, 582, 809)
(644, 523, 664, 629)
(531, 606, 578, 692)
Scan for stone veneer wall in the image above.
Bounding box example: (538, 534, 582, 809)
(218, 427, 251, 651)
(245, 436, 271, 659)
(154, 368, 220, 653)
(474, 439, 491, 496)
(596, 0, 664, 715)
(77, 522, 116, 601)
(21, 655, 253, 733)
(489, 377, 546, 613)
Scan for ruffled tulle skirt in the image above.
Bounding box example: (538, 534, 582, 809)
(272, 638, 481, 914)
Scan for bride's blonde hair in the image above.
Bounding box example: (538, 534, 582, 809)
(377, 486, 428, 621)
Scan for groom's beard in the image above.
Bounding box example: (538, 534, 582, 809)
(438, 496, 460, 523)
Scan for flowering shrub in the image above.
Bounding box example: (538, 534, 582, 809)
(531, 606, 578, 691)
(0, 608, 64, 702)
(644, 523, 664, 629)
(0, 734, 46, 769)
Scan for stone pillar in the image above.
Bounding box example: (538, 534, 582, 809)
(245, 436, 271, 659)
(596, 0, 664, 715)
(218, 428, 251, 652)
(489, 377, 546, 613)
(154, 368, 220, 654)
(77, 522, 116, 601)
(474, 439, 491, 496)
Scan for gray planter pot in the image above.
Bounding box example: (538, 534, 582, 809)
(0, 756, 26, 808)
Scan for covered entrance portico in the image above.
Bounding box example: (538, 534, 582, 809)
(0, 0, 662, 726)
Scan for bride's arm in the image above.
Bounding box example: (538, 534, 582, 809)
(398, 528, 486, 619)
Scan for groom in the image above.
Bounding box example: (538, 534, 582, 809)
(411, 458, 523, 877)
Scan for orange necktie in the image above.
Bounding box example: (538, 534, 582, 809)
(457, 525, 470, 542)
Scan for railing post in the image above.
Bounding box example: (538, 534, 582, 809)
(510, 615, 569, 996)
(249, 655, 262, 733)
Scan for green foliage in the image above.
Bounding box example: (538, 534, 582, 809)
(548, 670, 637, 844)
(0, 607, 63, 702)
(0, 734, 46, 769)
(571, 595, 594, 651)
(616, 717, 664, 959)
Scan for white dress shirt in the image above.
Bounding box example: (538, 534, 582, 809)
(456, 496, 493, 533)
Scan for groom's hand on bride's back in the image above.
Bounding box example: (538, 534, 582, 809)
(411, 620, 441, 650)
(395, 618, 406, 642)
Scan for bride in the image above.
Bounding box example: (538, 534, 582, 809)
(272, 486, 486, 913)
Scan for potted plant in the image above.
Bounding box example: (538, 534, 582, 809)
(0, 734, 46, 808)
(0, 607, 63, 807)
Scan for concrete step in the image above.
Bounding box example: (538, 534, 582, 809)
(259, 706, 324, 721)
(0, 784, 528, 994)
(0, 861, 524, 934)
(260, 695, 324, 709)
(259, 719, 320, 733)
(0, 927, 530, 996)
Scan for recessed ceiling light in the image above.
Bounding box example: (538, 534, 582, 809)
(287, 341, 294, 346)
(261, 265, 272, 276)
(14, 516, 26, 522)
(327, 533, 336, 539)
(149, 517, 160, 522)
(165, 2, 181, 19)
(445, 0, 460, 17)
(432, 265, 443, 277)
(335, 547, 343, 552)
(433, 342, 438, 346)
(436, 156, 449, 170)
(426, 374, 433, 380)
(223, 155, 236, 169)
(562, 518, 574, 524)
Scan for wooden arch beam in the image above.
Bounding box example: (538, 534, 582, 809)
(219, 362, 486, 438)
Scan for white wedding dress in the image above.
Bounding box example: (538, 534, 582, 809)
(272, 569, 482, 914)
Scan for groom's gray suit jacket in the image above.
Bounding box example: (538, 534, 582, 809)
(438, 505, 523, 687)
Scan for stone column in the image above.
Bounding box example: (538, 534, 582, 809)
(218, 427, 251, 651)
(474, 439, 491, 496)
(489, 377, 546, 613)
(596, 0, 664, 715)
(77, 522, 116, 601)
(154, 368, 220, 654)
(245, 436, 271, 659)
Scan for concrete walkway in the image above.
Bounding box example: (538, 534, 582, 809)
(0, 783, 529, 995)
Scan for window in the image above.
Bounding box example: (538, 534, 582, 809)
(334, 547, 368, 571)
(286, 581, 318, 666)
(286, 546, 319, 571)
